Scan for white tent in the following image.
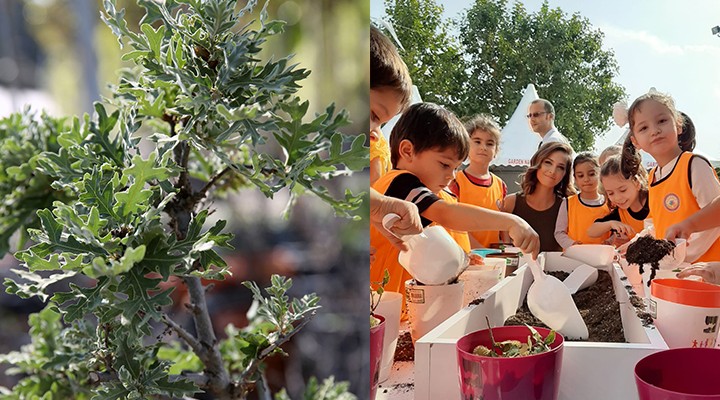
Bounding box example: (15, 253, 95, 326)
(491, 84, 542, 167)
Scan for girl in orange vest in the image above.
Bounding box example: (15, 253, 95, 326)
(449, 114, 508, 249)
(554, 152, 610, 249)
(621, 92, 720, 263)
(587, 154, 649, 246)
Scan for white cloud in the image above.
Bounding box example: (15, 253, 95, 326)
(600, 25, 685, 55)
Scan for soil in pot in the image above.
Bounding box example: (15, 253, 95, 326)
(394, 331, 414, 362)
(625, 235, 676, 283)
(504, 270, 626, 342)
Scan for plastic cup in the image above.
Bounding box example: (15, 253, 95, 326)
(370, 314, 385, 400)
(635, 348, 720, 399)
(456, 326, 564, 400)
(373, 292, 402, 383)
(405, 279, 464, 343)
(649, 279, 720, 349)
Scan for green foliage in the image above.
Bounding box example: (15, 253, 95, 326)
(0, 0, 364, 398)
(274, 377, 356, 400)
(381, 0, 626, 151)
(380, 0, 465, 111)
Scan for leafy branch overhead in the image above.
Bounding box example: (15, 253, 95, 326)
(0, 0, 366, 399)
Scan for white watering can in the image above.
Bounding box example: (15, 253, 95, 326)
(382, 213, 469, 285)
(526, 254, 589, 339)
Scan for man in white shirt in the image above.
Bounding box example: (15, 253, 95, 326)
(527, 99, 572, 150)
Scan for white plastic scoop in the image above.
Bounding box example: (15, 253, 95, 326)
(563, 264, 598, 294)
(382, 213, 469, 285)
(526, 255, 589, 339)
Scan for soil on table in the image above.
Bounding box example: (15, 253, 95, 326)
(504, 270, 626, 342)
(394, 331, 414, 362)
(625, 235, 676, 283)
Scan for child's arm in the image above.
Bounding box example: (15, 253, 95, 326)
(678, 262, 720, 285)
(587, 220, 635, 239)
(666, 195, 720, 240)
(422, 199, 540, 258)
(554, 198, 576, 249)
(370, 157, 383, 186)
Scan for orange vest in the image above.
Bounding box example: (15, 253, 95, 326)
(567, 195, 611, 244)
(454, 170, 504, 248)
(618, 206, 646, 235)
(649, 152, 720, 262)
(370, 170, 470, 313)
(369, 132, 391, 178)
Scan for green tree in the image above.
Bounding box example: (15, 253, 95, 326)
(457, 0, 625, 150)
(379, 0, 466, 111)
(0, 1, 364, 399)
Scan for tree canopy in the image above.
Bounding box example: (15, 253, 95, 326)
(379, 0, 626, 151)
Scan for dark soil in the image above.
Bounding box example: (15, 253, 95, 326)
(626, 235, 676, 282)
(394, 331, 414, 362)
(504, 270, 626, 342)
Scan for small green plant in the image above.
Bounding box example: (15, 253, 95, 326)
(473, 318, 555, 358)
(0, 0, 366, 399)
(370, 270, 390, 328)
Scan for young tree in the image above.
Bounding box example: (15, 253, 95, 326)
(0, 1, 365, 399)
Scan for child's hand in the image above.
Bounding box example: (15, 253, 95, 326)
(468, 253, 484, 266)
(608, 221, 635, 238)
(665, 220, 694, 241)
(507, 217, 540, 259)
(677, 262, 720, 285)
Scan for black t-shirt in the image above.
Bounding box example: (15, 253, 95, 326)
(385, 172, 442, 227)
(594, 200, 650, 223)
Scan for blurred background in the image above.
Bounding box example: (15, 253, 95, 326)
(0, 0, 370, 397)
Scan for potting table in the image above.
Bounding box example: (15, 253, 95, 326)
(375, 360, 414, 400)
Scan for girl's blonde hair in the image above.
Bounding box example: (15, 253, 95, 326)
(600, 154, 648, 209)
(520, 142, 576, 197)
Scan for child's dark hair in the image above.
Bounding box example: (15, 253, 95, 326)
(601, 154, 648, 208)
(520, 142, 576, 197)
(573, 152, 600, 174)
(464, 114, 501, 152)
(389, 103, 469, 167)
(370, 25, 413, 110)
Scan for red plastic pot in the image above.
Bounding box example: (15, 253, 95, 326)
(456, 326, 564, 400)
(635, 348, 720, 399)
(370, 314, 386, 400)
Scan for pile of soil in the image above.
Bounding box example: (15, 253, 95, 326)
(504, 270, 625, 342)
(626, 235, 676, 282)
(394, 331, 414, 362)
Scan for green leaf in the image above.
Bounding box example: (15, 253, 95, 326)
(140, 23, 166, 58)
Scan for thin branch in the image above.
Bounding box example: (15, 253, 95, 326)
(239, 315, 315, 383)
(162, 314, 204, 356)
(196, 166, 231, 199)
(183, 275, 231, 395)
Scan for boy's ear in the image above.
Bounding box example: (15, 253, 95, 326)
(398, 139, 415, 162)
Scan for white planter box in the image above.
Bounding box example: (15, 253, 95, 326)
(414, 252, 668, 400)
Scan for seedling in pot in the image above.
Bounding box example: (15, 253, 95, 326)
(371, 269, 391, 328)
(473, 317, 555, 357)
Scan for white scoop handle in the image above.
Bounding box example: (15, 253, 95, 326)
(382, 213, 407, 241)
(527, 254, 546, 282)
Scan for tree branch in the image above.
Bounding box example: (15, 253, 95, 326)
(162, 314, 204, 356)
(183, 275, 231, 397)
(239, 315, 314, 383)
(196, 166, 231, 199)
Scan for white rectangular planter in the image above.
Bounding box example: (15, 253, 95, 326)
(414, 252, 667, 400)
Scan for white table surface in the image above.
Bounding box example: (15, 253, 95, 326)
(375, 361, 414, 400)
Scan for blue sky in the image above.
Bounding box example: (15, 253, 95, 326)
(371, 0, 720, 160)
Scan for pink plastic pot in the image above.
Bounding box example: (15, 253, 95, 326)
(370, 314, 385, 400)
(456, 326, 564, 400)
(635, 348, 720, 399)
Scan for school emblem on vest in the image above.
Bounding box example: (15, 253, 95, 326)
(663, 193, 680, 212)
